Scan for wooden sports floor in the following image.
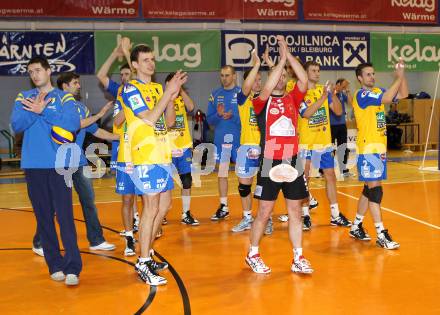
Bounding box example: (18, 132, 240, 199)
(1, 152, 439, 315)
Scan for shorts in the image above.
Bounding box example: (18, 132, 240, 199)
(133, 163, 174, 195)
(357, 153, 387, 181)
(215, 141, 239, 164)
(110, 140, 119, 171)
(172, 148, 192, 175)
(115, 162, 136, 195)
(301, 148, 334, 169)
(235, 145, 261, 178)
(254, 157, 309, 201)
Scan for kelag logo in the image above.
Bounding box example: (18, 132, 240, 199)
(224, 34, 258, 67)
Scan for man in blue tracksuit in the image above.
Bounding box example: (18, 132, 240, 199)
(33, 72, 117, 254)
(207, 65, 241, 220)
(10, 57, 82, 286)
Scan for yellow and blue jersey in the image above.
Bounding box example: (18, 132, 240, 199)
(168, 95, 193, 151)
(298, 84, 332, 150)
(237, 90, 260, 146)
(121, 79, 170, 166)
(352, 87, 387, 154)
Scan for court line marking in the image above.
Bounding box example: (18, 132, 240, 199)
(337, 190, 440, 231)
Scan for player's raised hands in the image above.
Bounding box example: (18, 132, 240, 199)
(21, 92, 49, 114)
(167, 70, 188, 98)
(394, 57, 405, 78)
(261, 44, 274, 68)
(251, 49, 261, 67)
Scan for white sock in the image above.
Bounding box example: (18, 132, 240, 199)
(220, 197, 228, 206)
(330, 203, 340, 218)
(293, 248, 303, 261)
(243, 210, 252, 218)
(125, 230, 134, 238)
(375, 222, 385, 235)
(139, 256, 152, 263)
(149, 249, 155, 256)
(353, 215, 364, 227)
(249, 246, 259, 257)
(302, 206, 310, 217)
(182, 196, 191, 213)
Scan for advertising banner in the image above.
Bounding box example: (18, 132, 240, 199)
(142, 0, 297, 20)
(0, 0, 139, 19)
(0, 32, 95, 75)
(303, 0, 438, 24)
(222, 30, 370, 70)
(371, 32, 440, 71)
(95, 31, 221, 72)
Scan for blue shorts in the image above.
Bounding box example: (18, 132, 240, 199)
(115, 162, 136, 195)
(235, 145, 261, 178)
(172, 148, 192, 175)
(301, 148, 335, 169)
(215, 141, 239, 164)
(110, 140, 119, 171)
(357, 153, 387, 181)
(133, 164, 174, 195)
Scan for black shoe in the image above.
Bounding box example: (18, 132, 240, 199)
(147, 257, 169, 272)
(376, 229, 400, 249)
(210, 204, 230, 221)
(303, 215, 312, 231)
(135, 259, 167, 285)
(124, 236, 136, 256)
(330, 212, 352, 227)
(181, 211, 200, 226)
(349, 223, 371, 241)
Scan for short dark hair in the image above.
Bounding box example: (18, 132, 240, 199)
(165, 72, 176, 83)
(336, 78, 346, 86)
(221, 65, 235, 74)
(27, 56, 50, 70)
(304, 61, 320, 72)
(355, 63, 373, 78)
(120, 63, 131, 71)
(130, 44, 153, 63)
(57, 72, 79, 89)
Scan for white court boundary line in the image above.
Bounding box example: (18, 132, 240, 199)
(337, 190, 440, 230)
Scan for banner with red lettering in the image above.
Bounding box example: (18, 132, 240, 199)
(0, 0, 140, 19)
(303, 0, 438, 24)
(142, 0, 297, 20)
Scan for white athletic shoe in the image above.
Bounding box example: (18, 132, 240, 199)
(291, 256, 314, 274)
(376, 230, 400, 250)
(65, 274, 79, 286)
(32, 246, 44, 257)
(278, 214, 289, 222)
(245, 253, 271, 274)
(50, 271, 65, 281)
(231, 216, 253, 232)
(89, 241, 116, 251)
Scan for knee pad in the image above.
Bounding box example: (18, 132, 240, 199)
(362, 185, 369, 198)
(368, 186, 383, 204)
(179, 173, 192, 189)
(238, 183, 252, 197)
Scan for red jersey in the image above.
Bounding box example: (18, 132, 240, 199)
(252, 84, 306, 160)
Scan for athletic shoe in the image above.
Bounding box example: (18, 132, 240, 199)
(231, 216, 253, 232)
(65, 274, 79, 286)
(376, 230, 400, 250)
(50, 271, 65, 281)
(124, 236, 136, 256)
(89, 241, 116, 251)
(309, 197, 319, 210)
(291, 256, 313, 274)
(148, 257, 168, 272)
(303, 215, 312, 231)
(210, 204, 229, 221)
(155, 229, 163, 239)
(349, 223, 371, 241)
(278, 214, 289, 222)
(181, 211, 200, 226)
(32, 246, 44, 257)
(342, 171, 355, 178)
(162, 217, 168, 225)
(119, 229, 138, 236)
(245, 253, 271, 274)
(330, 212, 352, 227)
(264, 218, 273, 235)
(135, 259, 167, 285)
